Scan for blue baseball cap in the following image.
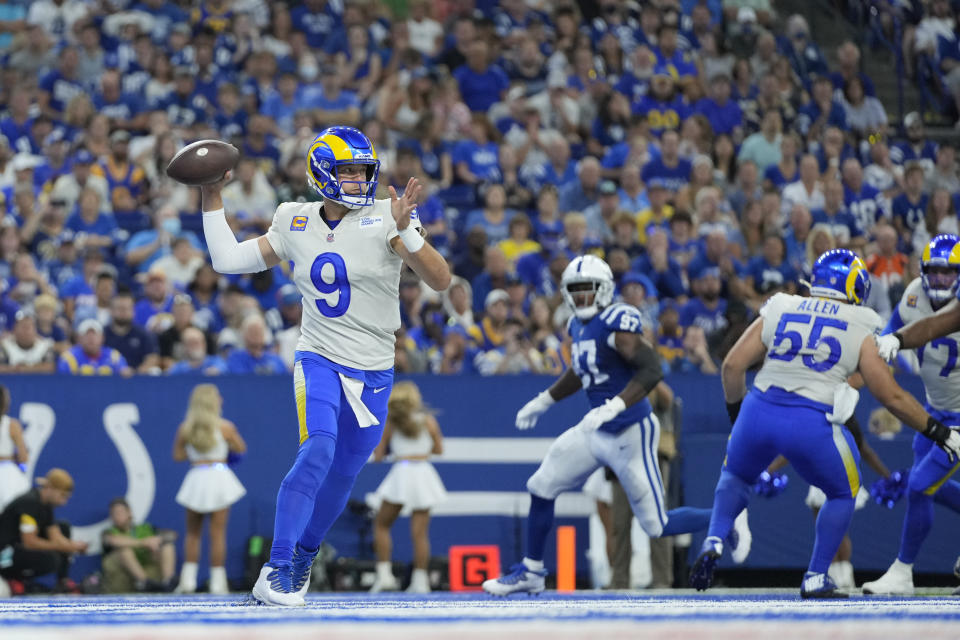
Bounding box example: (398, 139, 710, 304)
(621, 271, 658, 298)
(277, 283, 301, 306)
(73, 149, 95, 165)
(443, 324, 468, 340)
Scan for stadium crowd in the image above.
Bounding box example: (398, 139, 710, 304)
(0, 0, 955, 378)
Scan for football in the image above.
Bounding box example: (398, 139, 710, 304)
(165, 139, 240, 186)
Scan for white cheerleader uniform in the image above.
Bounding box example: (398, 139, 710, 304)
(368, 419, 446, 514)
(175, 428, 246, 513)
(0, 416, 29, 512)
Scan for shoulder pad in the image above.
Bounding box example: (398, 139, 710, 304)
(599, 303, 644, 334)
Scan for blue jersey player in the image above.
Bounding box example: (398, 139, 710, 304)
(198, 126, 451, 605)
(864, 235, 960, 594)
(482, 255, 751, 596)
(693, 249, 960, 598)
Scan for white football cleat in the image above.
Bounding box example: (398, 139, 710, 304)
(482, 562, 547, 596)
(729, 509, 752, 564)
(862, 560, 914, 595)
(251, 564, 305, 606)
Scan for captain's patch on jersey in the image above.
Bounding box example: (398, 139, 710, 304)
(907, 295, 917, 308)
(359, 216, 383, 228)
(290, 216, 308, 231)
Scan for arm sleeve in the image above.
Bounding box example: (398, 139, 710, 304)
(202, 209, 267, 274)
(882, 305, 905, 335)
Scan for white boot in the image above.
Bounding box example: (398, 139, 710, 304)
(862, 559, 914, 595)
(175, 562, 198, 594)
(406, 568, 431, 594)
(370, 561, 398, 593)
(828, 561, 855, 589)
(209, 566, 229, 594)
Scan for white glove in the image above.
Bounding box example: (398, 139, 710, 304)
(826, 383, 859, 425)
(940, 430, 960, 464)
(515, 390, 555, 430)
(876, 333, 902, 362)
(574, 396, 627, 433)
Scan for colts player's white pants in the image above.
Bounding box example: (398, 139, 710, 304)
(526, 414, 668, 537)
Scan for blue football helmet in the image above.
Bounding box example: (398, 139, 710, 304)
(809, 248, 871, 305)
(306, 126, 380, 209)
(921, 234, 960, 308)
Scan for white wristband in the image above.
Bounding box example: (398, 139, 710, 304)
(398, 226, 425, 253)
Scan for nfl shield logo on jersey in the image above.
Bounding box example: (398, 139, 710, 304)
(327, 233, 335, 243)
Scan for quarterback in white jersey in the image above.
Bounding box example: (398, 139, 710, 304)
(864, 234, 960, 595)
(198, 126, 450, 606)
(691, 249, 960, 598)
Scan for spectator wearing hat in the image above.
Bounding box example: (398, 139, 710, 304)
(0, 310, 55, 373)
(47, 149, 110, 216)
(890, 112, 938, 168)
(224, 314, 286, 374)
(468, 289, 511, 353)
(105, 288, 160, 374)
(641, 130, 691, 195)
(679, 264, 729, 343)
(100, 496, 178, 593)
(0, 468, 88, 593)
(58, 318, 130, 375)
(167, 327, 227, 375)
(619, 271, 659, 337)
(124, 205, 204, 274)
(134, 268, 174, 330)
(583, 180, 623, 243)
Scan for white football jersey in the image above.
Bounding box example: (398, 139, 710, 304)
(265, 199, 421, 370)
(753, 293, 882, 405)
(895, 278, 960, 411)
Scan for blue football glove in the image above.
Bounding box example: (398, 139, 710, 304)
(226, 451, 245, 467)
(753, 470, 788, 497)
(17, 462, 27, 473)
(870, 469, 909, 509)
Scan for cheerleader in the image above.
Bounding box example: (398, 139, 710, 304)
(368, 381, 446, 594)
(0, 386, 29, 512)
(172, 384, 247, 595)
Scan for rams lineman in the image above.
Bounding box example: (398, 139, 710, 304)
(482, 255, 750, 596)
(199, 126, 450, 605)
(692, 249, 960, 598)
(863, 235, 960, 595)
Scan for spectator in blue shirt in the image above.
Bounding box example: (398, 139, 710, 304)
(558, 156, 602, 214)
(632, 71, 689, 137)
(695, 74, 743, 138)
(124, 205, 203, 274)
(891, 162, 930, 246)
(890, 112, 938, 168)
(842, 157, 889, 235)
(454, 115, 501, 185)
(37, 47, 85, 121)
(811, 179, 865, 251)
(654, 23, 698, 88)
(796, 74, 847, 142)
(744, 234, 799, 302)
(780, 14, 828, 85)
(453, 39, 509, 113)
(64, 189, 122, 256)
(464, 184, 516, 245)
(224, 315, 287, 374)
(134, 268, 174, 331)
(168, 326, 227, 375)
(158, 67, 212, 128)
(290, 0, 343, 50)
(679, 265, 728, 341)
(830, 41, 876, 98)
(57, 318, 131, 376)
(92, 69, 146, 132)
(259, 71, 303, 135)
(299, 68, 361, 128)
(104, 289, 160, 374)
(783, 204, 813, 277)
(641, 130, 691, 194)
